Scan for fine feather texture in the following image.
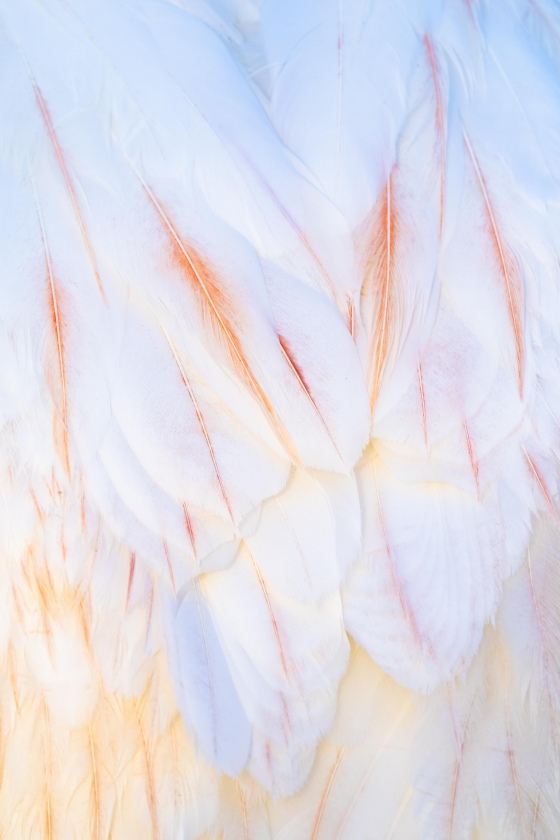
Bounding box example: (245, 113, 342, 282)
(161, 583, 252, 776)
(1, 0, 560, 838)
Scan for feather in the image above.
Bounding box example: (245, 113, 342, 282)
(424, 34, 447, 236)
(2, 0, 560, 837)
(343, 444, 522, 689)
(463, 131, 525, 395)
(270, 643, 421, 840)
(413, 517, 560, 840)
(31, 178, 69, 475)
(21, 54, 107, 303)
(161, 582, 252, 777)
(203, 540, 349, 794)
(359, 172, 400, 410)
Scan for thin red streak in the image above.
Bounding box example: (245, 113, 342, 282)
(524, 449, 558, 520)
(182, 502, 197, 560)
(248, 549, 289, 678)
(275, 496, 313, 595)
(32, 180, 70, 474)
(447, 699, 474, 840)
(161, 328, 234, 524)
(162, 540, 176, 593)
(60, 528, 67, 564)
(463, 421, 480, 497)
(311, 748, 346, 840)
(347, 296, 355, 338)
(78, 595, 90, 648)
(464, 131, 524, 395)
(278, 335, 344, 465)
(126, 553, 136, 610)
(31, 83, 106, 302)
(374, 176, 393, 399)
(58, 4, 334, 307)
(29, 486, 43, 524)
(36, 578, 54, 662)
(418, 363, 428, 447)
(504, 697, 528, 839)
(139, 176, 299, 463)
(138, 177, 255, 388)
(362, 172, 398, 411)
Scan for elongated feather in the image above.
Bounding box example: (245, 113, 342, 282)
(1, 1, 560, 838)
(463, 131, 525, 395)
(161, 583, 252, 777)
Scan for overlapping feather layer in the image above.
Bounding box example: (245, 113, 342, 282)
(0, 0, 559, 837)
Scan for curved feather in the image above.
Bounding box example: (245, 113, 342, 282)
(1, 1, 560, 839)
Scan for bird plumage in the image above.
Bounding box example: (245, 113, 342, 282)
(1, 0, 560, 837)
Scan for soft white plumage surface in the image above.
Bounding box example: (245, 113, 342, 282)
(1, 0, 560, 837)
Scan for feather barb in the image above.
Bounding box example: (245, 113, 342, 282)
(464, 131, 524, 395)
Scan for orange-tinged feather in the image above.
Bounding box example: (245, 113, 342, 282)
(88, 726, 100, 840)
(311, 747, 346, 840)
(464, 131, 525, 395)
(36, 577, 54, 663)
(32, 180, 70, 475)
(182, 501, 197, 561)
(78, 594, 91, 648)
(41, 699, 54, 840)
(278, 334, 344, 466)
(135, 698, 159, 840)
(347, 296, 355, 338)
(244, 544, 291, 688)
(237, 782, 250, 840)
(360, 172, 400, 411)
(137, 175, 292, 446)
(141, 180, 250, 365)
(126, 553, 136, 610)
(30, 80, 106, 302)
